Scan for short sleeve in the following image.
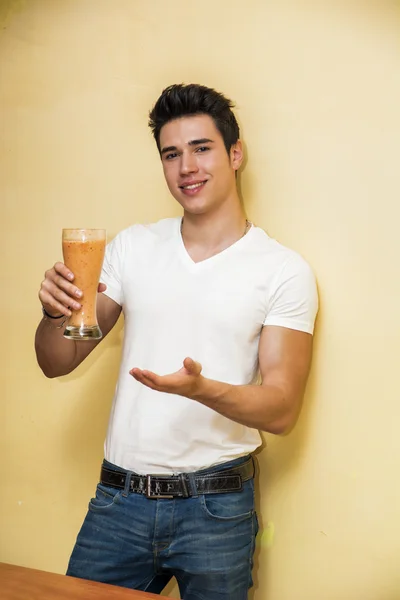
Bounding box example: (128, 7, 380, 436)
(100, 231, 126, 306)
(264, 254, 319, 334)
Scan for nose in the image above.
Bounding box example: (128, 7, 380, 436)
(180, 151, 198, 175)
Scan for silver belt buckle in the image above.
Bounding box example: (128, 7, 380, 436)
(145, 475, 174, 499)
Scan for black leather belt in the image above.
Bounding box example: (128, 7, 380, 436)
(100, 457, 255, 499)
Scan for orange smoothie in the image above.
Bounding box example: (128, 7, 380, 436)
(62, 238, 105, 328)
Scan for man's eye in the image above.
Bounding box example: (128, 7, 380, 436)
(196, 146, 209, 153)
(165, 153, 178, 160)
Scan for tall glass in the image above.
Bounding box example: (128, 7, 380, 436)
(62, 229, 106, 340)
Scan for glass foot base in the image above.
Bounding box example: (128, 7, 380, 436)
(63, 325, 102, 341)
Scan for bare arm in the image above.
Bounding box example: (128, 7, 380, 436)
(195, 326, 313, 433)
(130, 325, 313, 435)
(35, 262, 121, 378)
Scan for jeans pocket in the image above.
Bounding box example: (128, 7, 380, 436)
(88, 483, 122, 511)
(200, 479, 255, 521)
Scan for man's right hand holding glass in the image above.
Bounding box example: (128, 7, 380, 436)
(36, 262, 120, 378)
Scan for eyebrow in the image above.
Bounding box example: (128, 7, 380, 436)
(160, 138, 215, 155)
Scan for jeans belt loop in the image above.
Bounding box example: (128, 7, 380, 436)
(179, 473, 190, 498)
(251, 454, 257, 474)
(186, 472, 198, 498)
(122, 470, 133, 497)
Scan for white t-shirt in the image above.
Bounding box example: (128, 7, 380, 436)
(100, 217, 318, 474)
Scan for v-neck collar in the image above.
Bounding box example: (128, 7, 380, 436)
(175, 217, 255, 269)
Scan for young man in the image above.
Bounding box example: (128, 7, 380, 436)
(35, 84, 318, 599)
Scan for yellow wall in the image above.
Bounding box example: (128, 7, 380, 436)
(1, 1, 399, 599)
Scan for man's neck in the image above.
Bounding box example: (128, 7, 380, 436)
(181, 202, 249, 263)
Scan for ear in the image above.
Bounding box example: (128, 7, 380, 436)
(230, 140, 243, 171)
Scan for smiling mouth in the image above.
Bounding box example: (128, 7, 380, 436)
(179, 181, 207, 190)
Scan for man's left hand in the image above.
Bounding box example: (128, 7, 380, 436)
(130, 357, 205, 399)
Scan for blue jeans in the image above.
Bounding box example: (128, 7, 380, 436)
(66, 455, 259, 599)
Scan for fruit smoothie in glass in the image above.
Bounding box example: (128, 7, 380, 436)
(62, 229, 106, 340)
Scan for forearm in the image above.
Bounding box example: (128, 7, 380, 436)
(194, 378, 295, 434)
(35, 317, 79, 378)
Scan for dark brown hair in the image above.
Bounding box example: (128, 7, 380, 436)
(149, 83, 240, 155)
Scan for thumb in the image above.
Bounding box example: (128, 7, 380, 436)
(183, 357, 202, 376)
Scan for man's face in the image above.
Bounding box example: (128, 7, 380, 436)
(159, 114, 243, 215)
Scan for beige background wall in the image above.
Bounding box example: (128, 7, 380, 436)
(1, 1, 399, 599)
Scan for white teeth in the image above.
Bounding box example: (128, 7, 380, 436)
(183, 182, 205, 190)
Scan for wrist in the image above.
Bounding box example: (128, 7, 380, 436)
(41, 306, 68, 329)
(193, 377, 231, 405)
(42, 306, 64, 319)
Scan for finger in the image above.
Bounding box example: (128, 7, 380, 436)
(54, 261, 75, 282)
(141, 372, 178, 394)
(40, 265, 83, 313)
(183, 357, 202, 375)
(141, 369, 160, 382)
(130, 369, 144, 382)
(130, 368, 160, 385)
(98, 283, 107, 293)
(130, 370, 160, 391)
(141, 374, 161, 390)
(39, 294, 71, 318)
(51, 272, 83, 300)
(129, 368, 142, 378)
(39, 281, 81, 315)
(130, 368, 173, 393)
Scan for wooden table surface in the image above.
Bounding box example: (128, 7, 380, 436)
(0, 562, 161, 599)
